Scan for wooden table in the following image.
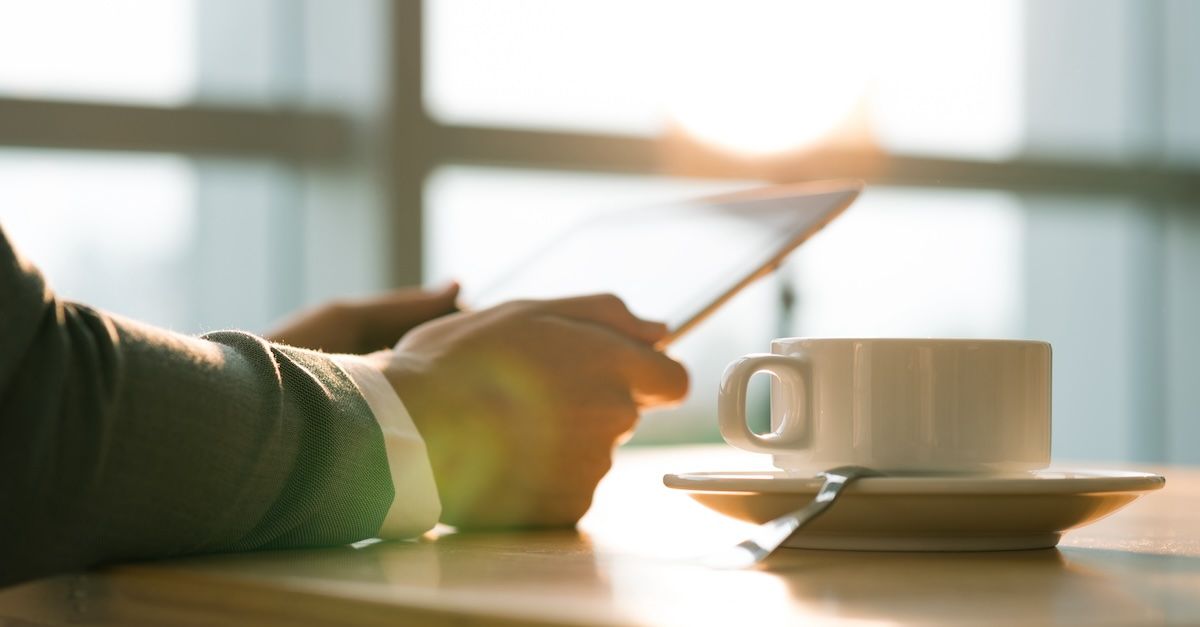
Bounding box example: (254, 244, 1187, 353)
(2, 446, 1197, 626)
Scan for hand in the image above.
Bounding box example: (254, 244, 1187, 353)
(267, 283, 460, 355)
(379, 294, 689, 529)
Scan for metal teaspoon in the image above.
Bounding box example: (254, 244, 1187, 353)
(705, 465, 884, 569)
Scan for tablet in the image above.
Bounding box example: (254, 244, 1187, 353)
(465, 179, 863, 346)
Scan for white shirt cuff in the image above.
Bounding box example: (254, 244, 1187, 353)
(331, 354, 441, 539)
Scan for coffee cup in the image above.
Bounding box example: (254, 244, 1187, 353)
(718, 338, 1051, 474)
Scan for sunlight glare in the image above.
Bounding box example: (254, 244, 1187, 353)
(663, 0, 870, 155)
(0, 0, 194, 104)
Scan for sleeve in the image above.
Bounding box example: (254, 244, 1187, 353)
(0, 226, 402, 587)
(329, 355, 441, 538)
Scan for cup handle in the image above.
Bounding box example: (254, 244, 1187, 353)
(718, 353, 811, 454)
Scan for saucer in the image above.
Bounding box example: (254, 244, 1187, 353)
(663, 469, 1165, 552)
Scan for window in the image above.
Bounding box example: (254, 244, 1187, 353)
(0, 0, 393, 336)
(0, 150, 195, 328)
(0, 0, 193, 105)
(426, 0, 1023, 159)
(4, 1, 1198, 463)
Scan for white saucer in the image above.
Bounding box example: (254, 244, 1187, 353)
(663, 469, 1165, 552)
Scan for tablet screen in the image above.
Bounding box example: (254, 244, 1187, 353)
(465, 180, 861, 343)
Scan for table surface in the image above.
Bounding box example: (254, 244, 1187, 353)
(2, 445, 1197, 626)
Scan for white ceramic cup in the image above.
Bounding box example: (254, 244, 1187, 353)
(718, 338, 1052, 474)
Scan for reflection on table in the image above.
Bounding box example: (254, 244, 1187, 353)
(1, 446, 1197, 626)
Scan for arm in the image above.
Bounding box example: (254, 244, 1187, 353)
(1, 225, 689, 586)
(0, 227, 416, 587)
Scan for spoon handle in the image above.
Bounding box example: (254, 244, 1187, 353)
(704, 468, 870, 569)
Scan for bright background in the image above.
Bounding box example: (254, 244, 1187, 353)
(1, 0, 1197, 462)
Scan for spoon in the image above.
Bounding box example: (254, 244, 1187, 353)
(705, 465, 884, 569)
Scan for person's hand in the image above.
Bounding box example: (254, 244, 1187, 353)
(267, 283, 460, 355)
(378, 294, 689, 529)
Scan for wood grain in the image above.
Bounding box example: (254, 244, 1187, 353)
(1, 446, 1196, 626)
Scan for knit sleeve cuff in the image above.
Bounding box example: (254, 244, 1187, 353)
(330, 354, 441, 539)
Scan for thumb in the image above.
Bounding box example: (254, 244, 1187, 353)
(431, 280, 460, 303)
(387, 280, 460, 315)
(358, 281, 462, 345)
(417, 280, 461, 314)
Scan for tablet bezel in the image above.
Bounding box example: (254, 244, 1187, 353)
(657, 179, 862, 346)
(468, 179, 863, 348)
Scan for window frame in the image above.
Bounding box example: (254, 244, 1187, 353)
(1, 0, 1198, 460)
(0, 1, 1196, 286)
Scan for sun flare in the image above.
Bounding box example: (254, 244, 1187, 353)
(664, 1, 870, 155)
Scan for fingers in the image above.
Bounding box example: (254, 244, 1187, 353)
(518, 293, 669, 345)
(622, 344, 690, 407)
(546, 316, 690, 408)
(357, 282, 461, 350)
(370, 281, 460, 316)
(485, 292, 689, 408)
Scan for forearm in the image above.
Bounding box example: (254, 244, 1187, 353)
(0, 229, 394, 586)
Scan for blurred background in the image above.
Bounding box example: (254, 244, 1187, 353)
(1, 0, 1196, 463)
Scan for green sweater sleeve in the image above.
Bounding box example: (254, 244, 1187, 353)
(0, 226, 395, 587)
